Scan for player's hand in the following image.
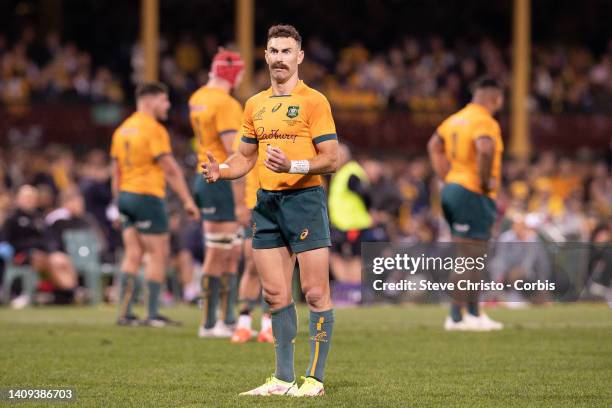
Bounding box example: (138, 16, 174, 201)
(201, 151, 220, 183)
(235, 205, 251, 228)
(184, 200, 200, 221)
(265, 146, 290, 173)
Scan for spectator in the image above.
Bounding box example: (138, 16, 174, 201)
(2, 185, 78, 306)
(489, 213, 552, 305)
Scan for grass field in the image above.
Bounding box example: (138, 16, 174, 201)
(1, 304, 611, 407)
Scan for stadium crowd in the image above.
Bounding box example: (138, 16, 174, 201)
(0, 139, 610, 306)
(0, 27, 610, 307)
(2, 28, 612, 114)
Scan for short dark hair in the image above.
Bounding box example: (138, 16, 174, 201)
(267, 24, 302, 47)
(135, 82, 168, 100)
(472, 76, 502, 92)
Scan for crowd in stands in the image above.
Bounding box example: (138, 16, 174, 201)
(0, 139, 610, 306)
(0, 27, 125, 114)
(1, 26, 610, 307)
(2, 26, 612, 114)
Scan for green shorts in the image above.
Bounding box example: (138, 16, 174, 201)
(118, 191, 168, 234)
(192, 177, 235, 222)
(441, 183, 497, 240)
(252, 186, 331, 253)
(244, 216, 254, 239)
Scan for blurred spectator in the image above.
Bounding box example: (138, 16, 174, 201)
(2, 185, 78, 307)
(489, 213, 552, 305)
(586, 224, 612, 306)
(78, 149, 118, 256)
(45, 188, 104, 302)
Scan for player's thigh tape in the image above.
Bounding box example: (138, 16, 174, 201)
(205, 233, 236, 249)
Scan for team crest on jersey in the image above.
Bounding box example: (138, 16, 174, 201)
(272, 103, 283, 113)
(254, 107, 265, 121)
(286, 105, 299, 118)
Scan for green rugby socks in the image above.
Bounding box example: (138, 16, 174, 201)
(272, 303, 297, 383)
(202, 276, 220, 329)
(467, 301, 480, 317)
(221, 273, 238, 325)
(306, 309, 334, 382)
(118, 272, 139, 317)
(450, 303, 463, 322)
(146, 280, 161, 319)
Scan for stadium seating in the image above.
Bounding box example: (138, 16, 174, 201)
(62, 230, 103, 304)
(1, 261, 38, 306)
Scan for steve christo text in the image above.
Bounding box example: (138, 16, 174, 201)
(372, 279, 556, 292)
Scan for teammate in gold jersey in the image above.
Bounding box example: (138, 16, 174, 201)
(189, 50, 245, 338)
(203, 25, 337, 397)
(229, 135, 274, 345)
(428, 77, 505, 332)
(111, 82, 199, 327)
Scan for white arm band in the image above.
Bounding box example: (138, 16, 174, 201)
(219, 163, 230, 169)
(289, 160, 310, 174)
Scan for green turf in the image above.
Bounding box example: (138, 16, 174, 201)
(1, 304, 611, 407)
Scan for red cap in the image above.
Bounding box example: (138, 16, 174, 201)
(211, 50, 245, 87)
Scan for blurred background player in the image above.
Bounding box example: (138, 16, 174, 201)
(428, 77, 505, 331)
(328, 143, 373, 305)
(111, 82, 199, 327)
(203, 24, 338, 397)
(189, 49, 245, 338)
(230, 135, 273, 344)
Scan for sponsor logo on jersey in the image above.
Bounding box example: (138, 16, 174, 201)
(255, 127, 298, 143)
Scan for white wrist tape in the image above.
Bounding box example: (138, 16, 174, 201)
(289, 160, 310, 174)
(219, 163, 229, 169)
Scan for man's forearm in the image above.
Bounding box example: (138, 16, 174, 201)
(219, 152, 257, 180)
(111, 178, 119, 200)
(429, 151, 450, 180)
(477, 151, 493, 191)
(303, 152, 337, 175)
(427, 134, 449, 180)
(111, 160, 120, 200)
(166, 169, 193, 205)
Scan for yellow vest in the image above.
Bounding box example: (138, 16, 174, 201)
(329, 161, 373, 231)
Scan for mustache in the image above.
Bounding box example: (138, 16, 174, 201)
(271, 63, 289, 70)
